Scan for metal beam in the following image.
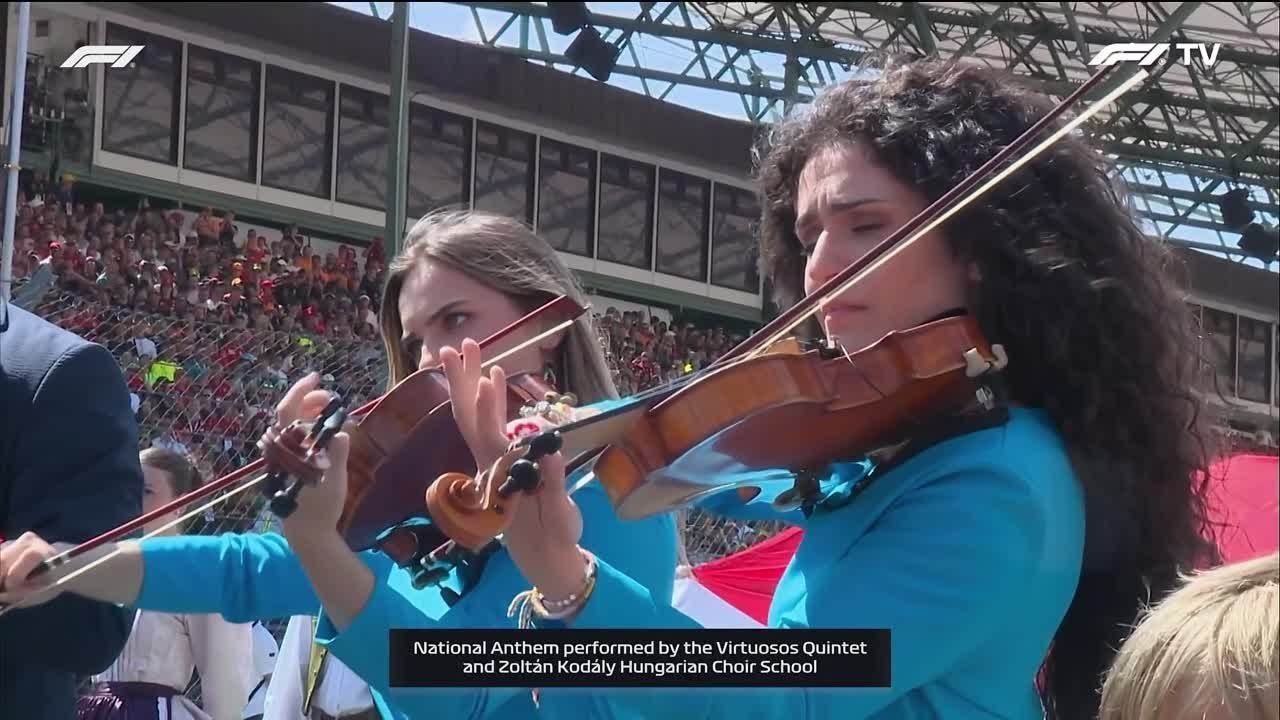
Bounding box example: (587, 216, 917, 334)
(457, 2, 1276, 123)
(385, 1, 409, 259)
(841, 2, 1278, 67)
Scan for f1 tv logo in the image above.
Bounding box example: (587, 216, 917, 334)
(1090, 42, 1221, 68)
(60, 45, 145, 69)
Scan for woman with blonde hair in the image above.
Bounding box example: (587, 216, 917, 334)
(1, 210, 679, 720)
(1100, 551, 1279, 720)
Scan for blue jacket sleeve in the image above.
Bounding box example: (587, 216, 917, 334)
(137, 532, 355, 622)
(534, 462, 1050, 719)
(316, 477, 679, 720)
(0, 342, 143, 674)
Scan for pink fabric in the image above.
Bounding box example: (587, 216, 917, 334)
(1205, 453, 1279, 564)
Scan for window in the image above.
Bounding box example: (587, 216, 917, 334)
(102, 24, 182, 164)
(1203, 308, 1237, 397)
(184, 45, 260, 181)
(537, 139, 595, 257)
(1237, 316, 1273, 404)
(336, 85, 389, 210)
(473, 122, 534, 223)
(597, 154, 654, 269)
(406, 104, 471, 218)
(261, 66, 334, 198)
(711, 185, 761, 293)
(655, 169, 709, 281)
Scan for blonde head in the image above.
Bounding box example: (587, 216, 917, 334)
(377, 209, 618, 404)
(1099, 551, 1280, 720)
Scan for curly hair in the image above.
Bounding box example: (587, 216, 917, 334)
(755, 57, 1223, 719)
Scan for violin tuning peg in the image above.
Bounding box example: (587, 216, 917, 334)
(269, 491, 298, 517)
(269, 479, 305, 517)
(499, 458, 542, 496)
(528, 430, 563, 457)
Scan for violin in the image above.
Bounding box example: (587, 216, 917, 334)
(256, 294, 586, 588)
(421, 61, 1146, 551)
(6, 295, 585, 600)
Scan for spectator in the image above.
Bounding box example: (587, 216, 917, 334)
(75, 448, 255, 720)
(6, 186, 764, 498)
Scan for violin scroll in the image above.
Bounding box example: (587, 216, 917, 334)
(424, 390, 591, 552)
(425, 431, 563, 552)
(258, 395, 350, 518)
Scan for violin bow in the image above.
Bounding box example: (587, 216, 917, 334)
(556, 64, 1153, 497)
(719, 63, 1150, 365)
(0, 295, 586, 613)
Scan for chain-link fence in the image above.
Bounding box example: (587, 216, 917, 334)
(22, 289, 788, 709)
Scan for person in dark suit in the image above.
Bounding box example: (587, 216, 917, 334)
(0, 301, 143, 719)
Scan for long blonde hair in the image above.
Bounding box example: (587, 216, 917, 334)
(1099, 551, 1279, 720)
(378, 209, 618, 405)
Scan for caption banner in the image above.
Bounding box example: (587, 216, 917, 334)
(389, 629, 890, 688)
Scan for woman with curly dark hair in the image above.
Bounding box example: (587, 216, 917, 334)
(444, 57, 1214, 720)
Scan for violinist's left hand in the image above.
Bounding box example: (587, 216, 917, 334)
(441, 340, 590, 602)
(270, 372, 352, 541)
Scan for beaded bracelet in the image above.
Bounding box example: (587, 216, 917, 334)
(508, 548, 598, 630)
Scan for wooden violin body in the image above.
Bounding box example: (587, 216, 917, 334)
(341, 371, 556, 550)
(591, 315, 1006, 519)
(420, 315, 1010, 554)
(256, 294, 585, 553)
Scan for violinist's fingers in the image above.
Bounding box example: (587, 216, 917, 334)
(299, 389, 334, 421)
(276, 372, 321, 425)
(486, 365, 508, 439)
(538, 451, 567, 494)
(440, 345, 477, 433)
(474, 369, 510, 464)
(0, 541, 56, 593)
(460, 338, 483, 394)
(323, 431, 351, 471)
(540, 453, 584, 548)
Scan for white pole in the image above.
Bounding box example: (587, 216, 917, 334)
(1, 2, 31, 306)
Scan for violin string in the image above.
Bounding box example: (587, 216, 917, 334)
(0, 473, 269, 615)
(567, 69, 1148, 504)
(0, 304, 591, 610)
(17, 73, 1148, 602)
(744, 67, 1151, 362)
(17, 320, 575, 602)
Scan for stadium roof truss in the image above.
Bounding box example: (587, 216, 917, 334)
(414, 2, 1278, 267)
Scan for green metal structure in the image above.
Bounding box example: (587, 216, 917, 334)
(417, 1, 1278, 268)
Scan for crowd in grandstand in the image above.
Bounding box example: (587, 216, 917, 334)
(8, 173, 754, 511)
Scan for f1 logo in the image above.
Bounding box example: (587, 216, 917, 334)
(60, 45, 145, 69)
(1089, 42, 1221, 68)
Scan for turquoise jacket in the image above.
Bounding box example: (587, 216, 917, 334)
(135, 469, 679, 720)
(516, 407, 1086, 719)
